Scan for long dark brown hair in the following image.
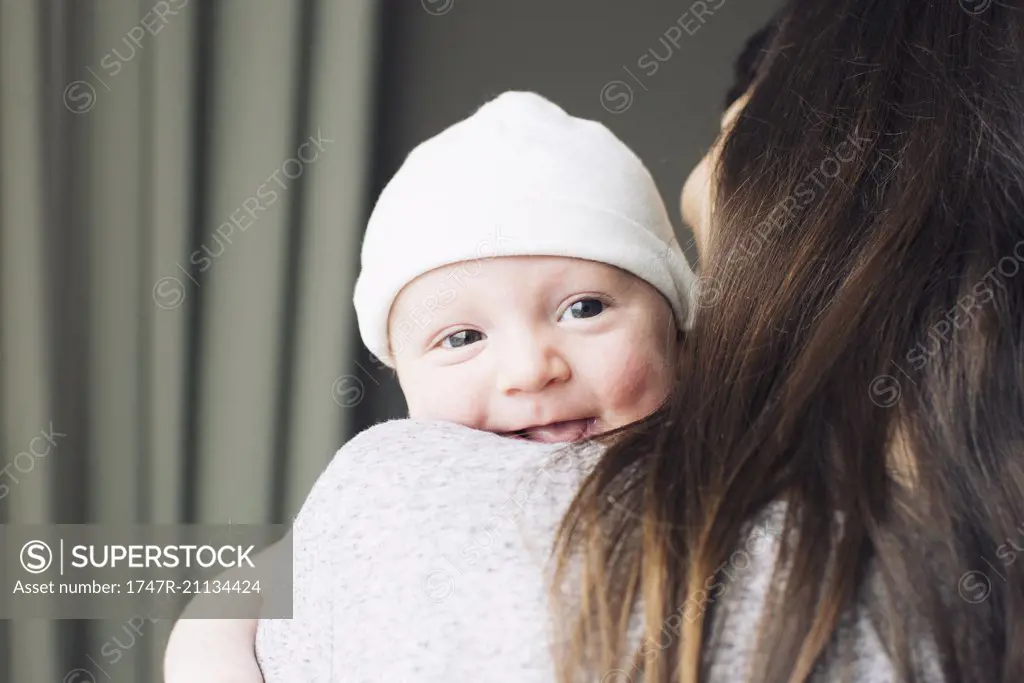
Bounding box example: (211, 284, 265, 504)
(551, 1, 1024, 681)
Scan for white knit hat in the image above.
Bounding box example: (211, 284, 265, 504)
(353, 91, 696, 366)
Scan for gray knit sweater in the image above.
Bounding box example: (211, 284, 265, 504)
(255, 419, 917, 682)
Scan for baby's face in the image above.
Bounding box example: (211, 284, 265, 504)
(388, 256, 678, 442)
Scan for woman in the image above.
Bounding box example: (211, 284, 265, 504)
(166, 1, 1024, 681)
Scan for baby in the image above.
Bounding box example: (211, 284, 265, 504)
(164, 90, 696, 681)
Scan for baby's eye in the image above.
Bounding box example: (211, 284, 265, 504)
(441, 329, 484, 349)
(559, 298, 604, 321)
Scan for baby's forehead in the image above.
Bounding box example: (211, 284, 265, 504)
(393, 255, 634, 305)
(388, 254, 662, 328)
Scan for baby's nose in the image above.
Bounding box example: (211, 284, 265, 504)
(496, 343, 571, 394)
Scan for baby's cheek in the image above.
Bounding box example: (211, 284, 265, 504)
(401, 367, 490, 428)
(594, 343, 674, 422)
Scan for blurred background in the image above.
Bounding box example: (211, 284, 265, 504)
(0, 0, 780, 680)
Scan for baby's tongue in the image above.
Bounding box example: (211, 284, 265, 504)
(525, 419, 590, 443)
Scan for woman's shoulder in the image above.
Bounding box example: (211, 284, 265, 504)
(321, 417, 575, 486)
(341, 417, 560, 462)
(293, 418, 592, 529)
(703, 501, 941, 682)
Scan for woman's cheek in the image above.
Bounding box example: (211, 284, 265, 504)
(681, 154, 712, 246)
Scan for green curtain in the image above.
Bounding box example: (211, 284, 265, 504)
(0, 0, 378, 680)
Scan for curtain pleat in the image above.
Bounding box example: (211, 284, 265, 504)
(141, 4, 198, 678)
(1, 1, 61, 680)
(87, 0, 144, 522)
(147, 0, 197, 528)
(193, 0, 301, 524)
(84, 2, 151, 677)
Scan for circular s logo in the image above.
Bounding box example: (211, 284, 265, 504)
(20, 540, 53, 574)
(690, 275, 723, 309)
(332, 375, 365, 408)
(63, 81, 97, 114)
(868, 374, 901, 408)
(421, 569, 455, 602)
(959, 0, 993, 14)
(958, 570, 992, 604)
(63, 669, 98, 683)
(421, 0, 454, 16)
(600, 81, 634, 114)
(152, 276, 186, 310)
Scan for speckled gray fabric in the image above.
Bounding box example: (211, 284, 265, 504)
(255, 419, 926, 683)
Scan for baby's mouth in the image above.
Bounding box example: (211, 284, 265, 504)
(508, 418, 596, 443)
